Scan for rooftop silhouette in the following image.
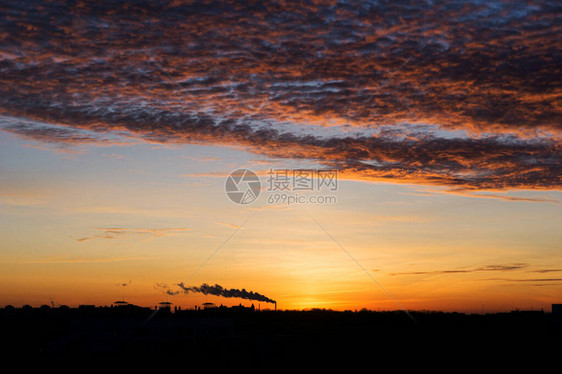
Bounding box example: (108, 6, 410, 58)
(1, 303, 561, 364)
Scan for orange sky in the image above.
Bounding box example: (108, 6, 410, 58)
(1, 135, 560, 313)
(0, 0, 561, 313)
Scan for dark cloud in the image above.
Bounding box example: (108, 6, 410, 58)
(476, 264, 529, 272)
(0, 0, 560, 190)
(529, 269, 562, 273)
(488, 278, 562, 283)
(390, 263, 529, 276)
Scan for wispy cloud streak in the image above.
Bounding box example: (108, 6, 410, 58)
(76, 227, 190, 241)
(390, 263, 529, 276)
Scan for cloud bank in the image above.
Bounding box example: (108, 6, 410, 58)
(1, 0, 560, 190)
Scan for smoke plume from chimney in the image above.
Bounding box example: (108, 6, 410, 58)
(177, 283, 276, 304)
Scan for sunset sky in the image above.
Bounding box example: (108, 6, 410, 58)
(1, 0, 561, 313)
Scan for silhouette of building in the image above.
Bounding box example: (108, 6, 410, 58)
(202, 302, 217, 309)
(1, 304, 561, 360)
(158, 301, 172, 313)
(553, 304, 562, 324)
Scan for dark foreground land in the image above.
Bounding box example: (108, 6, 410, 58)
(1, 305, 561, 364)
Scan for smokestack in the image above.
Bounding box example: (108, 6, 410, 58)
(275, 301, 277, 311)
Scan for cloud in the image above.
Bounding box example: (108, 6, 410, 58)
(529, 269, 562, 273)
(76, 227, 191, 241)
(444, 189, 560, 203)
(0, 256, 149, 264)
(486, 278, 562, 285)
(215, 221, 240, 229)
(390, 263, 529, 276)
(0, 116, 135, 148)
(476, 264, 529, 272)
(0, 0, 560, 191)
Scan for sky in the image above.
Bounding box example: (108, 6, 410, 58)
(0, 0, 561, 313)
